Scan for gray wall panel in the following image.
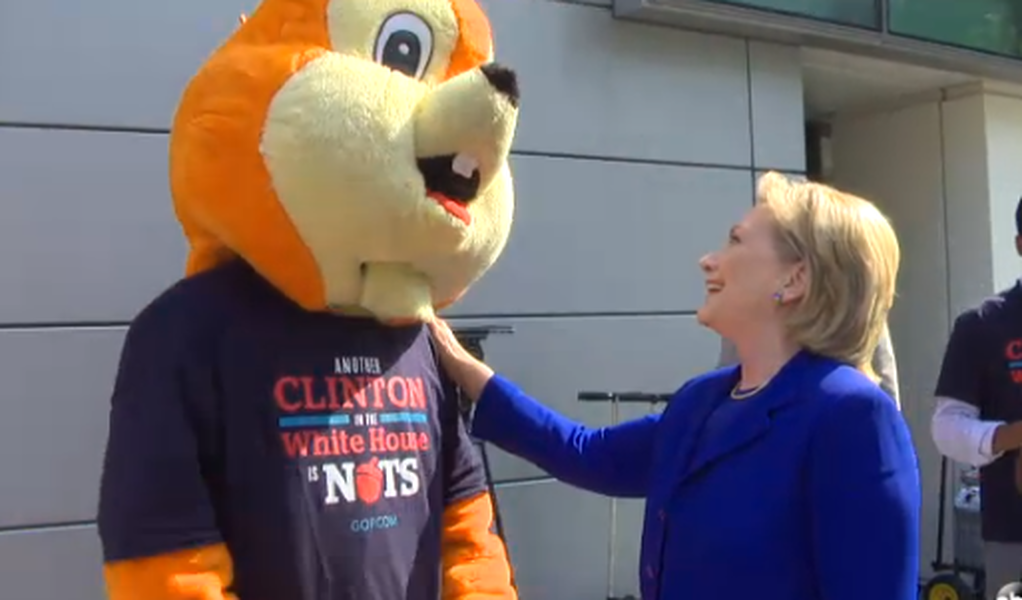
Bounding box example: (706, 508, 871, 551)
(0, 128, 186, 324)
(481, 0, 753, 165)
(451, 159, 753, 316)
(749, 42, 807, 172)
(1, 0, 752, 168)
(449, 314, 721, 482)
(0, 132, 753, 324)
(0, 0, 259, 129)
(495, 480, 612, 600)
(0, 526, 105, 600)
(611, 497, 647, 597)
(0, 328, 122, 528)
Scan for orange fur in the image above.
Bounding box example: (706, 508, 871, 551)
(442, 493, 517, 599)
(171, 0, 500, 313)
(171, 0, 335, 310)
(104, 543, 236, 600)
(102, 495, 515, 600)
(446, 0, 494, 79)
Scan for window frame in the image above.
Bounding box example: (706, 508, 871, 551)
(614, 0, 1022, 83)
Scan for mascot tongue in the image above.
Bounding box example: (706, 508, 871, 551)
(429, 193, 471, 226)
(418, 153, 480, 226)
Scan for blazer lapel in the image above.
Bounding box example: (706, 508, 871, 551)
(679, 392, 790, 484)
(661, 374, 733, 494)
(671, 351, 814, 490)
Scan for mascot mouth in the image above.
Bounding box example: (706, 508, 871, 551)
(417, 154, 481, 226)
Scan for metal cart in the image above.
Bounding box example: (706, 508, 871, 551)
(921, 456, 985, 600)
(451, 325, 516, 588)
(577, 389, 674, 600)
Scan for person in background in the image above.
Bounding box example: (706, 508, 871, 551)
(430, 171, 920, 600)
(931, 197, 1022, 599)
(718, 321, 900, 406)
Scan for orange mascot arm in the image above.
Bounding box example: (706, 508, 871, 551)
(441, 492, 517, 599)
(438, 370, 516, 599)
(103, 544, 237, 600)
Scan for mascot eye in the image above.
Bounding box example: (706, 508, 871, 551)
(374, 12, 434, 80)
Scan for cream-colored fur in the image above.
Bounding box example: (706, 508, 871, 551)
(260, 0, 517, 322)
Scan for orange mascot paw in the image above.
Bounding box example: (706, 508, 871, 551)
(103, 543, 237, 600)
(442, 492, 517, 599)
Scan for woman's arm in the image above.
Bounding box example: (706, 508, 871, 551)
(428, 318, 661, 498)
(809, 387, 920, 600)
(472, 375, 660, 498)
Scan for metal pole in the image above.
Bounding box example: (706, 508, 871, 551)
(606, 398, 620, 600)
(934, 456, 948, 569)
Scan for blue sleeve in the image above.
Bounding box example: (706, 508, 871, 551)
(470, 374, 660, 498)
(96, 300, 222, 562)
(809, 387, 921, 600)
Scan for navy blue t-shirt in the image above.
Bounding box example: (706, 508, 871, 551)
(97, 260, 488, 600)
(935, 280, 1022, 542)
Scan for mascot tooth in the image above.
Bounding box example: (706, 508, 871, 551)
(96, 0, 521, 598)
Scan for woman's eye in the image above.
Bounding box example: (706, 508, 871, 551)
(374, 12, 434, 80)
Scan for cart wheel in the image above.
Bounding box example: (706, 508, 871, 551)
(922, 573, 975, 600)
(995, 582, 1022, 599)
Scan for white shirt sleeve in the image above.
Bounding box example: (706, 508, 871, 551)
(931, 396, 1005, 467)
(872, 325, 900, 409)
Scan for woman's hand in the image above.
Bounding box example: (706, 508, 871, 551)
(428, 317, 495, 402)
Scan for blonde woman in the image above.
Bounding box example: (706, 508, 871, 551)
(430, 172, 920, 600)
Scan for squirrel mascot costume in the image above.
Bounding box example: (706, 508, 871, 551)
(95, 0, 520, 598)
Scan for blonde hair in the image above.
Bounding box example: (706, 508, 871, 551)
(756, 171, 900, 382)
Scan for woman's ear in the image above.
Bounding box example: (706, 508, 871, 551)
(781, 261, 809, 303)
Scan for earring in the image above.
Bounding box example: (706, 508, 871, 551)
(773, 291, 784, 304)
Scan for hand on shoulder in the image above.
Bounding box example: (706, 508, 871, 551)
(428, 317, 495, 402)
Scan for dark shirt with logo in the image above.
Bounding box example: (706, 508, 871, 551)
(97, 260, 487, 600)
(936, 280, 1022, 542)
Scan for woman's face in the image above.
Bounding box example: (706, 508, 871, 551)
(697, 204, 802, 337)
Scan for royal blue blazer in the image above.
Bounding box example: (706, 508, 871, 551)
(471, 350, 921, 600)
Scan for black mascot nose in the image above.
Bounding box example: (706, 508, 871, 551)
(480, 63, 519, 108)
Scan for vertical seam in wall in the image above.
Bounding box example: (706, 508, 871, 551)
(745, 40, 757, 205)
(977, 97, 994, 295)
(937, 94, 954, 327)
(935, 91, 956, 563)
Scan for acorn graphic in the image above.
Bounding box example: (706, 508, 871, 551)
(355, 457, 384, 504)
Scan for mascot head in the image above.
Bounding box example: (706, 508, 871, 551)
(169, 0, 519, 323)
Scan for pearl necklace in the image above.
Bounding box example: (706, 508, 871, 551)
(730, 380, 769, 400)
